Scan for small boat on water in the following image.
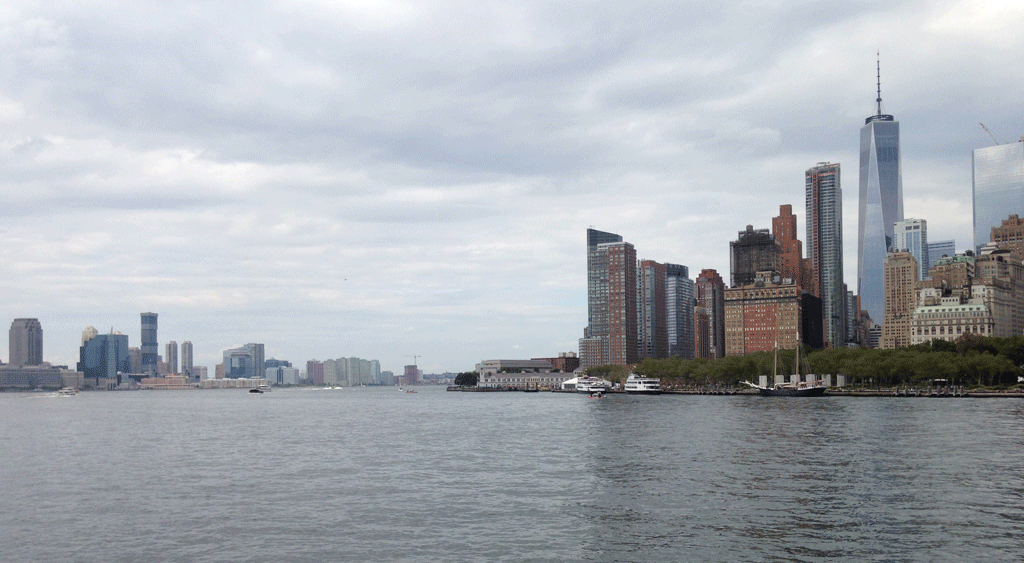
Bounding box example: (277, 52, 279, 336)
(249, 387, 263, 394)
(624, 374, 662, 395)
(744, 380, 827, 397)
(57, 388, 77, 396)
(589, 390, 605, 399)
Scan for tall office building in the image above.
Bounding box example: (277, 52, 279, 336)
(730, 225, 780, 287)
(666, 263, 695, 359)
(165, 341, 178, 375)
(222, 343, 265, 379)
(894, 218, 928, 281)
(638, 260, 668, 360)
(78, 329, 131, 386)
(9, 318, 43, 366)
(580, 229, 638, 367)
(990, 214, 1024, 257)
(141, 312, 158, 376)
(972, 140, 1024, 254)
(857, 60, 904, 324)
(926, 240, 956, 275)
(181, 341, 193, 378)
(806, 162, 846, 347)
(695, 269, 726, 358)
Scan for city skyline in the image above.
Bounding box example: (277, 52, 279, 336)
(0, 2, 1021, 372)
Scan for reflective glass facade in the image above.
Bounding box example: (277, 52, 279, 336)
(972, 143, 1024, 253)
(806, 162, 845, 347)
(894, 218, 928, 281)
(858, 116, 903, 324)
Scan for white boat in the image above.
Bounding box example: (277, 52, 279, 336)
(568, 376, 611, 393)
(258, 384, 271, 393)
(624, 374, 662, 395)
(57, 388, 77, 396)
(744, 334, 826, 397)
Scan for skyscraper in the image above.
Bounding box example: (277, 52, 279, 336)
(894, 218, 928, 281)
(973, 140, 1024, 253)
(580, 229, 638, 367)
(773, 204, 804, 288)
(9, 318, 43, 366)
(181, 341, 194, 378)
(665, 263, 695, 360)
(858, 59, 903, 324)
(222, 343, 265, 379)
(880, 251, 918, 349)
(638, 260, 668, 360)
(77, 329, 131, 386)
(165, 341, 178, 375)
(806, 162, 846, 347)
(695, 269, 726, 358)
(926, 239, 956, 275)
(729, 225, 780, 287)
(141, 312, 158, 376)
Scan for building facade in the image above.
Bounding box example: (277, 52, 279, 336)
(806, 162, 846, 347)
(638, 260, 668, 360)
(665, 263, 695, 359)
(78, 330, 131, 386)
(724, 276, 803, 356)
(141, 312, 158, 376)
(695, 269, 726, 358)
(894, 218, 928, 281)
(989, 214, 1024, 257)
(973, 141, 1024, 254)
(9, 318, 43, 366)
(773, 205, 804, 289)
(730, 225, 780, 287)
(181, 341, 194, 378)
(580, 231, 638, 367)
(880, 251, 918, 349)
(165, 341, 178, 375)
(222, 343, 265, 379)
(857, 74, 904, 324)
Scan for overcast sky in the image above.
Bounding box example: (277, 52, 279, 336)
(1, 1, 1022, 374)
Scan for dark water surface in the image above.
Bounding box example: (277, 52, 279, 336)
(2, 388, 1022, 562)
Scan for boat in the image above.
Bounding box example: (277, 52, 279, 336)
(589, 390, 605, 399)
(249, 387, 263, 393)
(57, 387, 77, 396)
(258, 384, 271, 393)
(570, 376, 612, 393)
(624, 374, 662, 395)
(744, 334, 826, 397)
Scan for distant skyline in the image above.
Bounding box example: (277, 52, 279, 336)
(1, 2, 1022, 372)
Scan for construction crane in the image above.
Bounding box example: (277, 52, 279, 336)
(404, 355, 419, 366)
(980, 123, 1003, 145)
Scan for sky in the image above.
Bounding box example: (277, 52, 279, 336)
(1, 1, 1022, 375)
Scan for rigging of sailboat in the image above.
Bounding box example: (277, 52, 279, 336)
(744, 330, 826, 397)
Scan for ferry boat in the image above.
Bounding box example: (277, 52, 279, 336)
(624, 374, 662, 395)
(573, 376, 611, 393)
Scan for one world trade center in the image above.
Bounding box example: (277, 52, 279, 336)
(858, 58, 903, 325)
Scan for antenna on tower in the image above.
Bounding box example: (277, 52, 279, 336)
(876, 51, 882, 116)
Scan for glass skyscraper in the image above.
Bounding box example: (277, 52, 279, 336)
(806, 162, 845, 347)
(894, 218, 928, 281)
(857, 75, 903, 325)
(972, 142, 1024, 253)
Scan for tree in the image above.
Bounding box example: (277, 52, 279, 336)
(454, 372, 478, 386)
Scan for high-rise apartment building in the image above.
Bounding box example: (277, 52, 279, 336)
(695, 269, 726, 358)
(880, 251, 918, 349)
(858, 62, 904, 324)
(141, 312, 158, 376)
(181, 341, 194, 378)
(773, 205, 804, 288)
(973, 140, 1024, 254)
(806, 162, 846, 347)
(894, 218, 928, 284)
(638, 260, 668, 360)
(694, 306, 711, 359)
(580, 229, 638, 367)
(307, 360, 325, 385)
(666, 263, 695, 360)
(9, 318, 43, 366)
(730, 225, 780, 287)
(724, 275, 803, 356)
(165, 341, 178, 375)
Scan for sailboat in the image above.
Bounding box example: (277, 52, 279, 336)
(744, 332, 826, 397)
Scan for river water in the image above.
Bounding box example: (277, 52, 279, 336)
(1, 387, 1021, 562)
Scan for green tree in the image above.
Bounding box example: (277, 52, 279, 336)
(454, 372, 478, 386)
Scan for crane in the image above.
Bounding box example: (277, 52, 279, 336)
(404, 355, 419, 366)
(980, 123, 1003, 145)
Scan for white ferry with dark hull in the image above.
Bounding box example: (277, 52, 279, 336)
(624, 374, 662, 395)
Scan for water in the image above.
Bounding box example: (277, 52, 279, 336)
(2, 388, 1022, 562)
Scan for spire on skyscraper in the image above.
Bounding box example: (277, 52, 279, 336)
(876, 51, 882, 117)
